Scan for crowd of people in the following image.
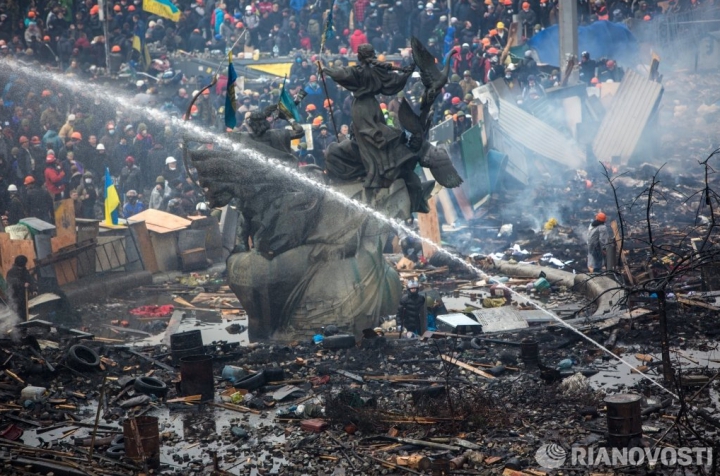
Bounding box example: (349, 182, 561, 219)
(0, 0, 684, 224)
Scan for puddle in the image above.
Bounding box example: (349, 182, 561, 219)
(589, 347, 720, 391)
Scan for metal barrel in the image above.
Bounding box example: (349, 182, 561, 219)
(520, 338, 539, 366)
(605, 393, 643, 448)
(170, 330, 203, 365)
(123, 416, 160, 469)
(180, 354, 215, 401)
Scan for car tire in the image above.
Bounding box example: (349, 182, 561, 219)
(234, 370, 266, 391)
(264, 367, 285, 382)
(133, 376, 168, 397)
(106, 445, 125, 459)
(111, 434, 125, 447)
(66, 345, 101, 371)
(322, 334, 356, 350)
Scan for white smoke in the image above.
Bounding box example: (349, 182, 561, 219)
(0, 304, 22, 339)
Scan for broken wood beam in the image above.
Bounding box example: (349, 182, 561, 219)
(440, 355, 496, 379)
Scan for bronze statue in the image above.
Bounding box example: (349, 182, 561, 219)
(189, 38, 463, 341)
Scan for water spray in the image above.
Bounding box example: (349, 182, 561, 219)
(2, 60, 678, 398)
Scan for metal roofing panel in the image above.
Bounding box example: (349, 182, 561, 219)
(592, 69, 663, 164)
(496, 98, 586, 169)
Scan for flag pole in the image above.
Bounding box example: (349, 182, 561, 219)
(316, 62, 339, 139)
(317, 2, 339, 139)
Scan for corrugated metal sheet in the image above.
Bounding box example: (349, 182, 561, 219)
(497, 98, 586, 169)
(592, 69, 663, 164)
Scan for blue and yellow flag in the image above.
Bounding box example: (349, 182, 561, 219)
(277, 76, 302, 123)
(104, 168, 120, 226)
(132, 34, 151, 71)
(225, 51, 238, 130)
(143, 0, 181, 22)
(320, 0, 336, 52)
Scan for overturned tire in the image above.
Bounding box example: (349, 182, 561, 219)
(322, 334, 356, 350)
(111, 434, 125, 447)
(264, 367, 285, 382)
(106, 444, 125, 459)
(134, 376, 168, 397)
(66, 345, 101, 371)
(234, 370, 266, 391)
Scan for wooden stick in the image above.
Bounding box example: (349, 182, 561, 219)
(87, 375, 108, 462)
(440, 354, 495, 379)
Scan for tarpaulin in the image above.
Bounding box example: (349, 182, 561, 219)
(528, 21, 639, 67)
(130, 305, 175, 317)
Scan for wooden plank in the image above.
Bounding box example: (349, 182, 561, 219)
(451, 186, 474, 221)
(416, 196, 441, 259)
(150, 232, 179, 272)
(0, 233, 37, 278)
(51, 201, 78, 286)
(128, 209, 191, 234)
(677, 297, 720, 311)
(440, 354, 495, 379)
(435, 188, 457, 226)
(128, 221, 159, 274)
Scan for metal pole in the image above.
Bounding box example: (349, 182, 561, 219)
(558, 0, 578, 83)
(100, 0, 111, 74)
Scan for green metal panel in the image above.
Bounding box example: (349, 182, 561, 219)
(460, 124, 490, 209)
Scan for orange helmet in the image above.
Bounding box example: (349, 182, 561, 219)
(522, 1, 530, 8)
(305, 104, 316, 111)
(71, 131, 82, 140)
(323, 99, 333, 107)
(643, 14, 651, 20)
(24, 176, 35, 185)
(481, 38, 491, 46)
(312, 116, 323, 126)
(111, 45, 121, 52)
(114, 5, 121, 11)
(190, 105, 199, 114)
(379, 103, 387, 110)
(235, 21, 244, 28)
(43, 35, 50, 41)
(489, 29, 498, 36)
(590, 77, 599, 84)
(90, 5, 99, 14)
(596, 212, 606, 222)
(42, 90, 52, 97)
(488, 47, 500, 55)
(503, 0, 512, 5)
(128, 5, 135, 11)
(28, 11, 36, 18)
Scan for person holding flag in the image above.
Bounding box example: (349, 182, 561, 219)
(104, 167, 121, 226)
(225, 51, 239, 130)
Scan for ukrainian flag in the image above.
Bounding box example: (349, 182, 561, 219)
(225, 51, 238, 129)
(278, 76, 302, 122)
(104, 168, 120, 226)
(132, 34, 151, 71)
(143, 0, 181, 22)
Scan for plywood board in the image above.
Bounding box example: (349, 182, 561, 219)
(0, 233, 36, 278)
(128, 209, 191, 234)
(128, 221, 159, 274)
(51, 236, 77, 286)
(54, 199, 76, 246)
(150, 232, 179, 272)
(416, 196, 440, 259)
(435, 189, 457, 226)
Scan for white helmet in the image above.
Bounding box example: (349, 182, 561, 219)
(165, 156, 177, 164)
(196, 202, 208, 211)
(96, 143, 105, 150)
(407, 280, 419, 290)
(8, 184, 17, 192)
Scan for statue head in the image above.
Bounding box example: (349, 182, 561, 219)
(248, 110, 271, 136)
(357, 43, 376, 64)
